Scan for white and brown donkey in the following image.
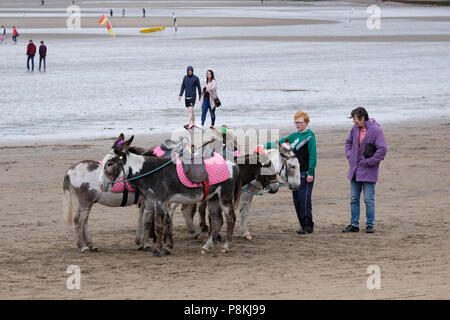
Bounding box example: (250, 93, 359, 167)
(98, 134, 241, 256)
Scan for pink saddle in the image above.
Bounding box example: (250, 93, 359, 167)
(175, 152, 230, 188)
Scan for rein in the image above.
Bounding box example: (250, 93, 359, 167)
(110, 138, 215, 184)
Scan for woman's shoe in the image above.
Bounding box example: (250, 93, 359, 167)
(184, 124, 189, 130)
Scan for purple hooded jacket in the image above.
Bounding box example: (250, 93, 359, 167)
(345, 119, 387, 183)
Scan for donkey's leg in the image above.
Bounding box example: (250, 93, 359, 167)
(239, 188, 255, 241)
(135, 203, 145, 248)
(201, 196, 221, 254)
(220, 200, 236, 253)
(181, 203, 200, 238)
(141, 205, 154, 252)
(165, 211, 174, 250)
(75, 205, 93, 253)
(153, 207, 165, 257)
(81, 205, 98, 252)
(73, 207, 86, 251)
(198, 201, 208, 232)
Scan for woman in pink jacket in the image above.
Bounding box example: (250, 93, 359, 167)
(199, 70, 218, 129)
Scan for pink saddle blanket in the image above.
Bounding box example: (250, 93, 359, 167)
(175, 152, 230, 188)
(110, 178, 136, 193)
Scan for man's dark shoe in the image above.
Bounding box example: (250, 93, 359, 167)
(366, 225, 374, 233)
(296, 228, 312, 234)
(342, 224, 359, 233)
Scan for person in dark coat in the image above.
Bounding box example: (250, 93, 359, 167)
(39, 41, 47, 71)
(178, 66, 201, 130)
(343, 107, 388, 234)
(26, 40, 36, 71)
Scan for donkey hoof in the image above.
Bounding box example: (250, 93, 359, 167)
(221, 247, 229, 253)
(153, 251, 161, 257)
(143, 246, 152, 252)
(162, 249, 171, 256)
(201, 225, 209, 233)
(80, 246, 90, 253)
(201, 249, 208, 255)
(90, 247, 99, 252)
(137, 246, 143, 251)
(215, 234, 223, 243)
(244, 234, 253, 241)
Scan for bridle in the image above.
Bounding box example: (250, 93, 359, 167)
(103, 149, 129, 185)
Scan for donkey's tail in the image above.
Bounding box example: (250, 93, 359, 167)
(233, 177, 242, 211)
(62, 173, 78, 226)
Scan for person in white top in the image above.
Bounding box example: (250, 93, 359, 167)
(199, 70, 218, 129)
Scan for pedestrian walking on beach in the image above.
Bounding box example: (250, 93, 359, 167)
(41, 0, 45, 6)
(173, 12, 177, 32)
(142, 8, 146, 18)
(12, 26, 19, 44)
(343, 107, 387, 234)
(26, 40, 37, 71)
(122, 9, 125, 17)
(1, 26, 7, 44)
(199, 70, 218, 129)
(264, 110, 317, 234)
(39, 41, 47, 72)
(179, 66, 201, 130)
(110, 9, 113, 17)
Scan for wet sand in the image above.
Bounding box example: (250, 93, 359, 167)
(1, 119, 449, 299)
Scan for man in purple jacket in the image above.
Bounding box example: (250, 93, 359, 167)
(39, 40, 46, 72)
(343, 107, 387, 233)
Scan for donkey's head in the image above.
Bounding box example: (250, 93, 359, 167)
(98, 133, 135, 192)
(253, 150, 280, 194)
(278, 140, 300, 191)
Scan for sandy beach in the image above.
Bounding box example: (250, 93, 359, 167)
(1, 119, 449, 299)
(1, 0, 449, 300)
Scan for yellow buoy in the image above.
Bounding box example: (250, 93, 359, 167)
(140, 27, 166, 34)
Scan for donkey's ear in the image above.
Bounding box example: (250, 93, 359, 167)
(121, 135, 134, 152)
(113, 133, 125, 149)
(281, 139, 292, 151)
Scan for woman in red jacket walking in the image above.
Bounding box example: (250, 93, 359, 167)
(12, 26, 19, 44)
(26, 40, 36, 71)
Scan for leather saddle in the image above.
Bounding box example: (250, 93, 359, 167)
(161, 139, 182, 152)
(181, 145, 214, 184)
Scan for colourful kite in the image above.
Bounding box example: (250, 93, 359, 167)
(98, 15, 114, 37)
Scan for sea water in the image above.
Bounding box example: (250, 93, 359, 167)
(1, 2, 449, 143)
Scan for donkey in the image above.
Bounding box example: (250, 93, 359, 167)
(180, 149, 282, 240)
(62, 143, 185, 253)
(180, 134, 301, 240)
(98, 134, 241, 256)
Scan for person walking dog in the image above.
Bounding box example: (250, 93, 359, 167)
(343, 107, 387, 234)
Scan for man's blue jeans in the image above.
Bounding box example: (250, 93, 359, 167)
(27, 55, 34, 70)
(350, 178, 376, 227)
